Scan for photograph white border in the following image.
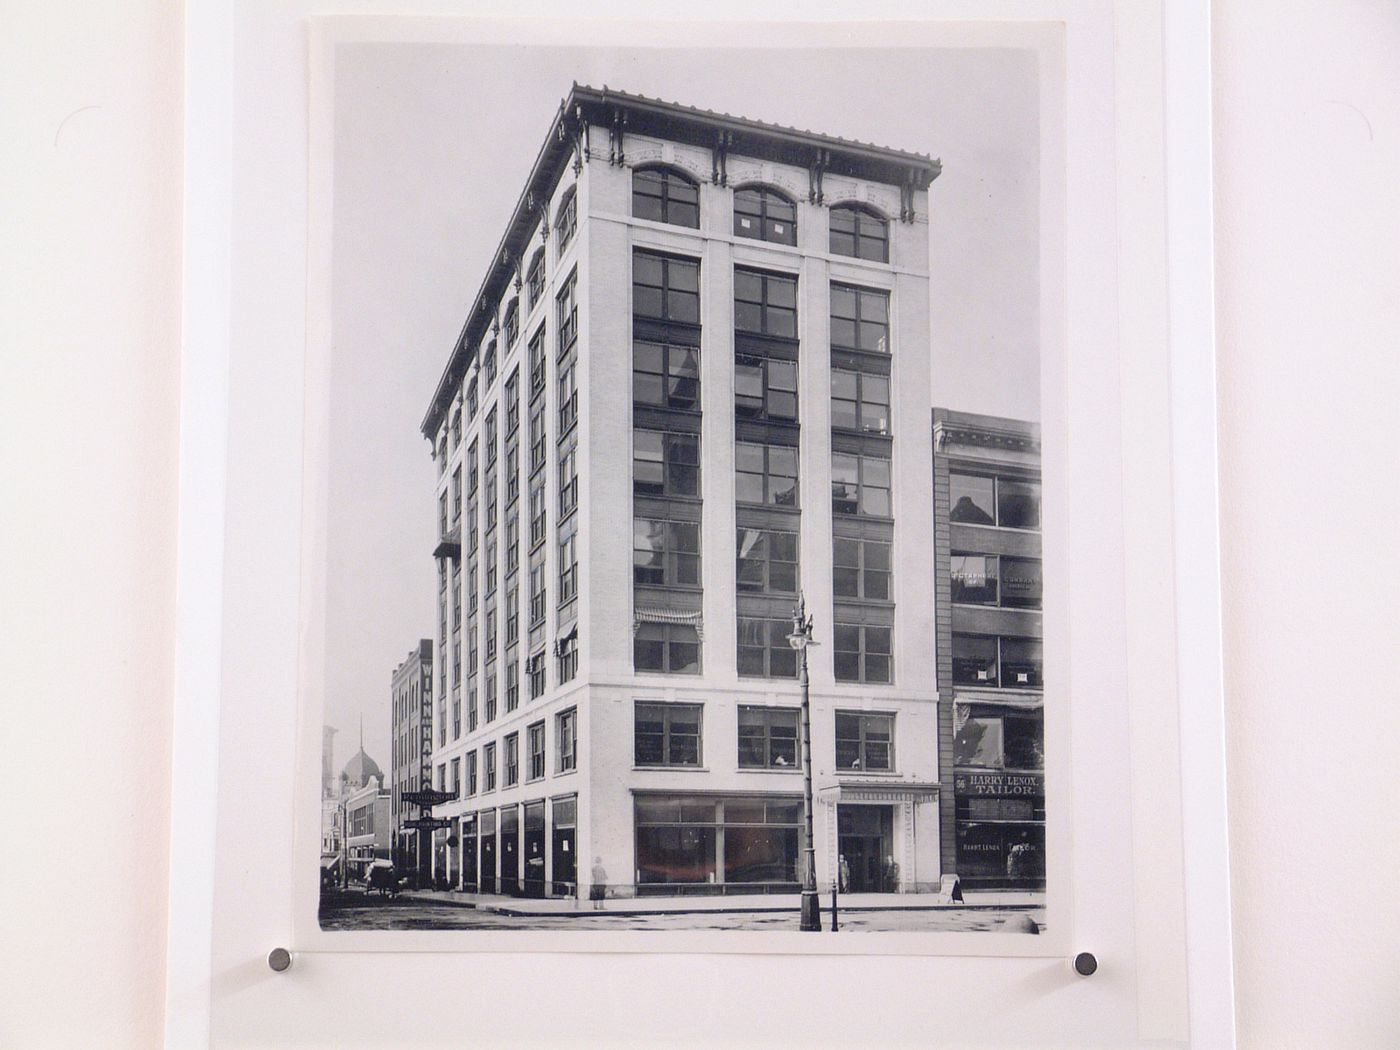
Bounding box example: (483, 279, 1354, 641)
(165, 2, 1233, 1047)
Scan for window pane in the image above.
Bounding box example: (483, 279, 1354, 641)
(1001, 558, 1042, 609)
(951, 555, 998, 604)
(954, 717, 1004, 767)
(998, 479, 1041, 529)
(1001, 638, 1043, 688)
(949, 474, 996, 524)
(952, 634, 999, 686)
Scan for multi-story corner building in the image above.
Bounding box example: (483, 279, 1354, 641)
(931, 408, 1045, 890)
(390, 639, 433, 877)
(422, 85, 941, 899)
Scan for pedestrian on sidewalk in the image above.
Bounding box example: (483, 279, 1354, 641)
(590, 858, 608, 910)
(838, 854, 850, 894)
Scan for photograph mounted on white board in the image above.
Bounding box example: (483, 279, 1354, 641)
(314, 36, 1051, 936)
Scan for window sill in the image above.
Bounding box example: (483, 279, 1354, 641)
(737, 766, 802, 774)
(633, 765, 709, 772)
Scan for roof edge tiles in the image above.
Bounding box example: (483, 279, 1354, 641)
(421, 84, 943, 440)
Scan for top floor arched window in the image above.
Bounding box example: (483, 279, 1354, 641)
(633, 166, 700, 229)
(554, 186, 578, 251)
(829, 204, 889, 263)
(733, 186, 796, 246)
(503, 298, 520, 347)
(526, 249, 546, 308)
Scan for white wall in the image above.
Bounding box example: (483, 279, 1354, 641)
(2, 2, 1397, 1047)
(0, 2, 182, 1048)
(1213, 2, 1400, 1047)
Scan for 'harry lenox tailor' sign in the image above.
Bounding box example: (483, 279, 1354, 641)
(955, 772, 1045, 798)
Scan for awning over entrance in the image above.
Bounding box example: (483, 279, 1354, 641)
(818, 781, 940, 804)
(320, 856, 341, 872)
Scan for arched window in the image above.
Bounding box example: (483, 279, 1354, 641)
(829, 204, 889, 262)
(733, 186, 797, 246)
(503, 298, 520, 346)
(554, 187, 577, 251)
(632, 166, 700, 228)
(526, 249, 546, 308)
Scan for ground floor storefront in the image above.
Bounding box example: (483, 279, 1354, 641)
(435, 781, 944, 900)
(952, 771, 1046, 889)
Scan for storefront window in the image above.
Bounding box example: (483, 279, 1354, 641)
(551, 797, 577, 897)
(634, 795, 801, 893)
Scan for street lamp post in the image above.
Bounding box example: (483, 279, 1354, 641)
(788, 594, 821, 932)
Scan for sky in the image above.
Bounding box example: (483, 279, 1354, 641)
(325, 40, 1041, 774)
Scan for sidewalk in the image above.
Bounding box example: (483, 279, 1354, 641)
(398, 887, 1044, 917)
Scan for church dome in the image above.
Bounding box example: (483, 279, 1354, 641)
(340, 747, 382, 790)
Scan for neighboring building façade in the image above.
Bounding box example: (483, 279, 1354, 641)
(421, 84, 947, 900)
(932, 408, 1044, 890)
(390, 639, 433, 879)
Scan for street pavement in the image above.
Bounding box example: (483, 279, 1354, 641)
(319, 891, 1044, 933)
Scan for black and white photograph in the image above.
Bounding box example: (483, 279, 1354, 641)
(311, 26, 1056, 938)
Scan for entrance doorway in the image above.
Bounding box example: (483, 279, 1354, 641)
(838, 804, 896, 892)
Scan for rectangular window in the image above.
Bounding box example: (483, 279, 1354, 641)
(558, 442, 578, 517)
(734, 354, 798, 422)
(528, 558, 546, 625)
(467, 681, 478, 732)
(505, 658, 519, 712)
(736, 617, 799, 679)
(485, 475, 498, 533)
(736, 528, 799, 594)
(633, 622, 701, 674)
(633, 250, 700, 325)
(528, 480, 547, 547)
(737, 706, 800, 769)
(467, 441, 479, 494)
(450, 757, 461, 799)
(504, 732, 519, 787)
(835, 711, 894, 771)
(504, 368, 520, 431)
(466, 750, 478, 795)
(484, 670, 497, 723)
(949, 473, 1041, 530)
(830, 284, 889, 354)
(529, 649, 547, 700)
(558, 347, 577, 432)
(528, 324, 547, 394)
(833, 623, 892, 683)
(830, 369, 890, 434)
(952, 634, 1044, 689)
(529, 398, 547, 474)
(950, 554, 1043, 609)
(558, 531, 577, 604)
(557, 632, 578, 684)
(483, 741, 497, 791)
(634, 702, 702, 766)
(633, 430, 700, 498)
(556, 707, 577, 772)
(505, 518, 520, 577)
(484, 605, 498, 655)
(633, 339, 700, 411)
(485, 407, 498, 465)
(467, 379, 478, 420)
(832, 451, 891, 517)
(633, 518, 701, 588)
(735, 441, 799, 506)
(734, 268, 797, 338)
(557, 271, 578, 350)
(527, 721, 546, 781)
(451, 467, 462, 522)
(505, 586, 519, 645)
(953, 710, 1044, 770)
(833, 537, 892, 601)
